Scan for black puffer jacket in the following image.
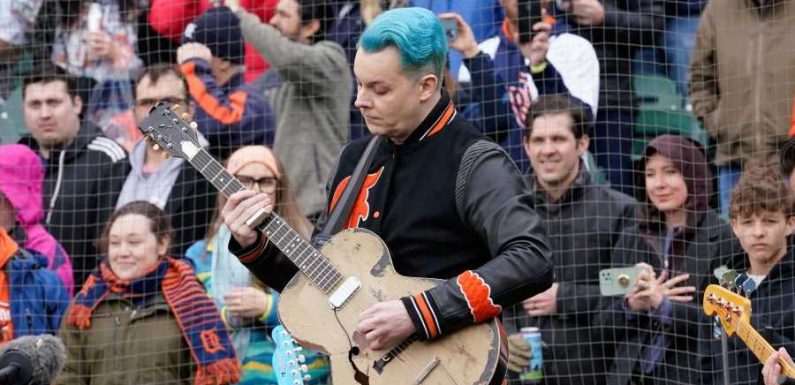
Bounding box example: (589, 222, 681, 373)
(19, 123, 129, 284)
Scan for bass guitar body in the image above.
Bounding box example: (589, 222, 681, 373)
(278, 228, 507, 385)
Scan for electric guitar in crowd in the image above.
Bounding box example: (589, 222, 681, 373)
(703, 284, 795, 382)
(140, 103, 508, 385)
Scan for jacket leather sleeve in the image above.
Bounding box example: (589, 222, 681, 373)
(402, 140, 553, 340)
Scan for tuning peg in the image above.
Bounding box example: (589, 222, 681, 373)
(300, 364, 308, 372)
(292, 380, 302, 385)
(297, 354, 306, 363)
(152, 143, 160, 151)
(190, 121, 198, 130)
(302, 374, 312, 381)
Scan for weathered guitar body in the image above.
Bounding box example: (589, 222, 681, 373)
(278, 229, 507, 385)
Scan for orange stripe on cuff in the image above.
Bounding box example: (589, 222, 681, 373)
(456, 271, 502, 323)
(238, 235, 268, 263)
(413, 293, 439, 338)
(181, 61, 247, 125)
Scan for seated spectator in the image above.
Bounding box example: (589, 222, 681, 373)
(690, 0, 795, 217)
(0, 196, 68, 342)
(148, 0, 278, 82)
(227, 0, 351, 220)
(703, 161, 795, 385)
(445, 0, 599, 172)
(177, 6, 275, 160)
(503, 94, 638, 385)
(607, 135, 740, 385)
(185, 145, 329, 384)
(117, 64, 216, 256)
(56, 201, 241, 385)
(18, 65, 129, 286)
(0, 144, 73, 293)
(50, 0, 144, 140)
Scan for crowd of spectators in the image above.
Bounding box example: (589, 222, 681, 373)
(0, 0, 794, 384)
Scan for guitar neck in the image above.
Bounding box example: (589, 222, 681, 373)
(188, 148, 342, 293)
(736, 321, 795, 378)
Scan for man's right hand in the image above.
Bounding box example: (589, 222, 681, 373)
(222, 190, 273, 248)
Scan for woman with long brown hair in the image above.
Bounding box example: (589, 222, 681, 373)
(185, 145, 329, 384)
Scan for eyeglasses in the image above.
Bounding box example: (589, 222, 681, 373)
(237, 175, 278, 193)
(135, 97, 187, 109)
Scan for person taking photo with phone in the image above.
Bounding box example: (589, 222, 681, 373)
(604, 135, 742, 385)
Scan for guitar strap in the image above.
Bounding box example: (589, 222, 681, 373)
(318, 134, 382, 240)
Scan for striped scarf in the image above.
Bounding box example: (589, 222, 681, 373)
(67, 257, 241, 385)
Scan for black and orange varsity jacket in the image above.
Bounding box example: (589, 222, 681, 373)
(230, 91, 553, 340)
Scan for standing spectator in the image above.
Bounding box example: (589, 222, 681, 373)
(704, 161, 795, 385)
(447, 0, 599, 171)
(51, 0, 144, 139)
(116, 64, 216, 256)
(56, 201, 241, 385)
(689, 0, 795, 217)
(606, 135, 740, 385)
(177, 6, 275, 160)
(0, 203, 69, 342)
(661, 0, 707, 98)
(0, 144, 74, 293)
(226, 0, 351, 220)
(556, 0, 664, 194)
(504, 94, 638, 385)
(18, 66, 129, 286)
(186, 145, 329, 385)
(148, 0, 278, 82)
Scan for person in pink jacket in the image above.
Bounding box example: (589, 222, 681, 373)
(0, 144, 74, 294)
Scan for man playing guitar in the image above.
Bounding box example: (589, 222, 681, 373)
(221, 6, 553, 371)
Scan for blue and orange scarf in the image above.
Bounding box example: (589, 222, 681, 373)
(67, 257, 241, 385)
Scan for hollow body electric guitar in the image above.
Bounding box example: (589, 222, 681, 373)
(703, 284, 795, 381)
(140, 103, 507, 385)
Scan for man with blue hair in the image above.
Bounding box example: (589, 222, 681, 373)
(221, 7, 553, 381)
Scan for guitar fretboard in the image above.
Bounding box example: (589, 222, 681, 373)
(190, 149, 343, 293)
(736, 318, 795, 378)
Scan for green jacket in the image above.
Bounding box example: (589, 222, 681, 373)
(55, 292, 195, 385)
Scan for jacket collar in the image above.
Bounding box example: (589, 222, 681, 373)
(527, 162, 590, 205)
(20, 121, 105, 163)
(398, 89, 456, 147)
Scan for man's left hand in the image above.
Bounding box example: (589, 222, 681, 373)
(522, 283, 558, 316)
(356, 300, 416, 351)
(177, 42, 213, 65)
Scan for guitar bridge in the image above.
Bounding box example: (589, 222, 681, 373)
(329, 276, 361, 309)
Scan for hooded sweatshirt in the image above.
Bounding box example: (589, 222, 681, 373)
(0, 144, 74, 293)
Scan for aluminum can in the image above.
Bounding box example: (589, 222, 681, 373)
(87, 3, 102, 32)
(520, 327, 543, 383)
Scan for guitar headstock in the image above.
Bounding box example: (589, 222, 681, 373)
(138, 102, 202, 161)
(272, 325, 310, 385)
(703, 284, 751, 336)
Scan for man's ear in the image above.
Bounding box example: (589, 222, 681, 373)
(576, 134, 590, 157)
(730, 218, 740, 237)
(300, 19, 321, 41)
(72, 94, 83, 113)
(417, 73, 440, 102)
(788, 216, 795, 233)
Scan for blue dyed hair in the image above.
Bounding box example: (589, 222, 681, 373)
(359, 7, 448, 81)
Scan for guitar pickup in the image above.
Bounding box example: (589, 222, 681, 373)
(329, 276, 361, 309)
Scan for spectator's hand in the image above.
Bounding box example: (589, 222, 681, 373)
(224, 286, 270, 319)
(507, 333, 532, 373)
(523, 282, 558, 316)
(438, 13, 480, 59)
(659, 272, 695, 302)
(177, 42, 213, 65)
(763, 348, 794, 385)
(516, 22, 552, 67)
(626, 263, 661, 311)
(224, 0, 241, 13)
(222, 190, 273, 248)
(85, 31, 120, 62)
(564, 0, 605, 26)
(356, 300, 416, 351)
